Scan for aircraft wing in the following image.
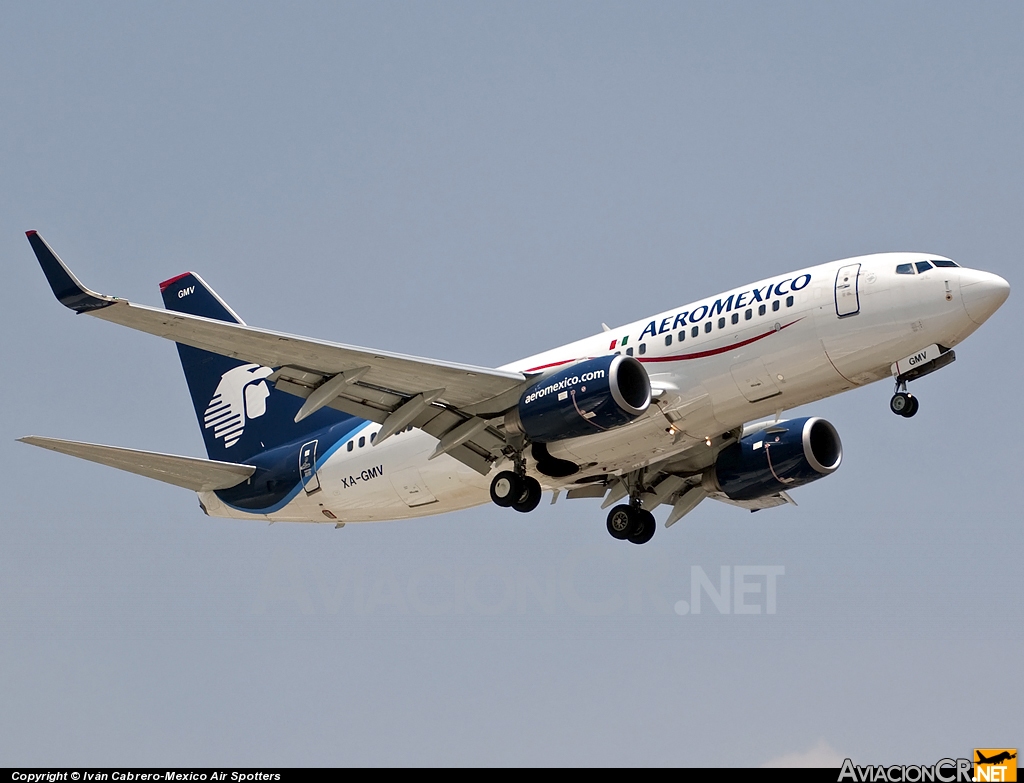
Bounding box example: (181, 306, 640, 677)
(27, 232, 528, 474)
(18, 436, 255, 492)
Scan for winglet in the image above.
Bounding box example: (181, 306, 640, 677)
(25, 231, 117, 313)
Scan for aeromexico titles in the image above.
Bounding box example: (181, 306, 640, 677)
(21, 232, 1009, 544)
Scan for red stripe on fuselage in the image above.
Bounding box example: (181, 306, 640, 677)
(638, 318, 803, 362)
(524, 359, 575, 373)
(523, 318, 803, 372)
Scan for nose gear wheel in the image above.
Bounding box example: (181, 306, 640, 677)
(890, 380, 920, 418)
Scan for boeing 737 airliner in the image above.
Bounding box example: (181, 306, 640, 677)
(20, 232, 1009, 544)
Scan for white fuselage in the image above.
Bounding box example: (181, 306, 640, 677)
(198, 252, 1005, 523)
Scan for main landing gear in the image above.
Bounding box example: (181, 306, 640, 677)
(606, 504, 656, 545)
(487, 452, 657, 546)
(889, 381, 920, 418)
(604, 470, 657, 545)
(489, 460, 542, 514)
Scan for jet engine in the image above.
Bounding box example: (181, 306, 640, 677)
(505, 355, 651, 443)
(703, 416, 842, 501)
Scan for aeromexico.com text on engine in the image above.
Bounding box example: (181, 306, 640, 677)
(523, 370, 606, 405)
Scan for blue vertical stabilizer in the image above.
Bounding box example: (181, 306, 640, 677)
(159, 272, 356, 465)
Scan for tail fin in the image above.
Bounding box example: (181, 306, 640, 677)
(159, 272, 352, 463)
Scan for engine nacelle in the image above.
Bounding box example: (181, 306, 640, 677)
(505, 355, 651, 443)
(704, 417, 842, 501)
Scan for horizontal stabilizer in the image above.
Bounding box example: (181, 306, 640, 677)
(18, 436, 255, 492)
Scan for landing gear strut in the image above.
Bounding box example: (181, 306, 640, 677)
(489, 454, 542, 513)
(889, 381, 920, 418)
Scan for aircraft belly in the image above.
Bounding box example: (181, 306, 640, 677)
(198, 432, 490, 523)
(315, 437, 484, 521)
(545, 417, 683, 472)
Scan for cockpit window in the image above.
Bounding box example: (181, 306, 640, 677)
(931, 259, 959, 268)
(915, 261, 933, 273)
(895, 263, 915, 275)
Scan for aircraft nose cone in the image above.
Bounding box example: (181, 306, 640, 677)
(961, 271, 1010, 325)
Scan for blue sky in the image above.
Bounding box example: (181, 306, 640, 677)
(1, 1, 1020, 766)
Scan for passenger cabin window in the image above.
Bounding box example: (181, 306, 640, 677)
(704, 322, 712, 334)
(896, 263, 915, 275)
(758, 304, 766, 316)
(347, 441, 354, 452)
(731, 313, 739, 325)
(931, 259, 959, 268)
(678, 330, 686, 342)
(358, 436, 365, 448)
(638, 343, 647, 355)
(691, 326, 699, 338)
(772, 300, 780, 312)
(745, 309, 752, 320)
(915, 261, 933, 273)
(717, 317, 725, 329)
(786, 295, 794, 307)
(664, 335, 672, 346)
(626, 346, 634, 356)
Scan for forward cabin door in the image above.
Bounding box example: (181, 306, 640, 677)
(835, 263, 862, 317)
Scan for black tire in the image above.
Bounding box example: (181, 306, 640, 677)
(890, 392, 911, 416)
(490, 471, 523, 508)
(902, 395, 920, 418)
(512, 476, 543, 513)
(606, 505, 638, 540)
(628, 510, 657, 545)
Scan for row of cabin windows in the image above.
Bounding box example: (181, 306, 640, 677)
(345, 425, 413, 451)
(622, 295, 796, 354)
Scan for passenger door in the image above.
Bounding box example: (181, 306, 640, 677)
(834, 263, 862, 317)
(299, 439, 321, 494)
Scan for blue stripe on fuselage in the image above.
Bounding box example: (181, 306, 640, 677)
(214, 419, 373, 514)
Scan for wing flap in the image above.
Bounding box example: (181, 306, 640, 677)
(18, 436, 255, 492)
(274, 367, 508, 472)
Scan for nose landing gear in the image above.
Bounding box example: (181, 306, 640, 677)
(890, 381, 920, 418)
